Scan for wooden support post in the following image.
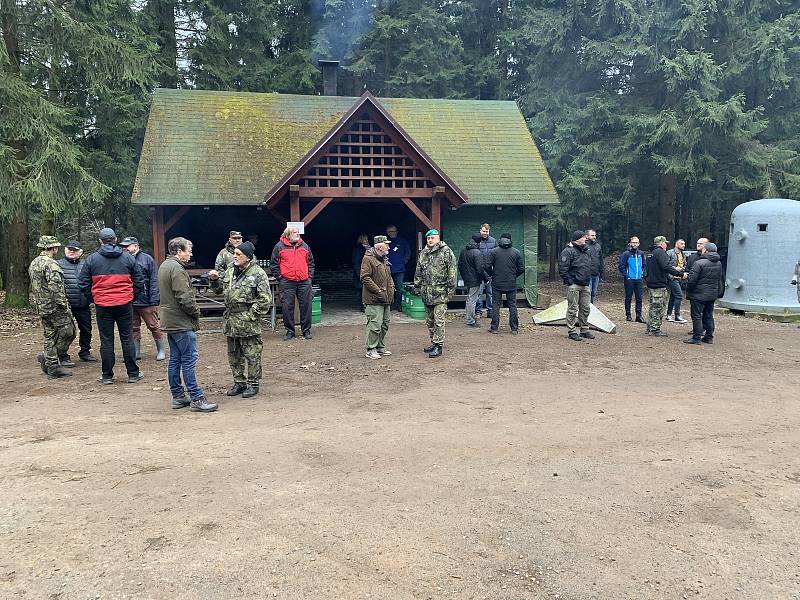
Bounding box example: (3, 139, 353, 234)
(401, 197, 433, 230)
(289, 185, 301, 222)
(152, 206, 166, 264)
(163, 205, 191, 234)
(431, 194, 441, 232)
(301, 197, 333, 227)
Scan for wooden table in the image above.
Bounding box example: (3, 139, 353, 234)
(187, 268, 279, 331)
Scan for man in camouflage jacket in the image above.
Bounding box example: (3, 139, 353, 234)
(413, 229, 457, 358)
(208, 241, 272, 398)
(214, 230, 244, 273)
(28, 236, 76, 379)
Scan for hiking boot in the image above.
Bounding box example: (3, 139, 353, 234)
(675, 316, 688, 323)
(427, 344, 443, 358)
(226, 383, 247, 396)
(59, 355, 76, 368)
(423, 343, 436, 353)
(683, 338, 702, 345)
(98, 377, 114, 385)
(302, 331, 313, 340)
(190, 397, 218, 412)
(377, 348, 392, 356)
(701, 337, 713, 344)
(172, 395, 191, 409)
(127, 372, 145, 383)
(46, 366, 73, 379)
(366, 349, 381, 360)
(568, 332, 583, 342)
(242, 385, 259, 398)
(650, 330, 668, 337)
(283, 331, 295, 341)
(155, 339, 166, 361)
(635, 317, 645, 323)
(580, 331, 595, 339)
(36, 353, 47, 373)
(79, 353, 98, 362)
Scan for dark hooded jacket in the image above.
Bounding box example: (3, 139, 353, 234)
(457, 239, 488, 289)
(645, 245, 684, 289)
(586, 239, 604, 278)
(486, 236, 524, 291)
(559, 242, 591, 286)
(687, 251, 725, 301)
(79, 244, 145, 307)
(57, 257, 90, 309)
(131, 250, 160, 306)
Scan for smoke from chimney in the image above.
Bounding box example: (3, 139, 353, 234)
(319, 60, 339, 96)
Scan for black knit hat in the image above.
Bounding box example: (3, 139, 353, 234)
(238, 241, 255, 259)
(501, 232, 512, 241)
(471, 234, 482, 243)
(571, 230, 586, 242)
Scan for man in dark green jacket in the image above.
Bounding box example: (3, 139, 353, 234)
(158, 237, 217, 412)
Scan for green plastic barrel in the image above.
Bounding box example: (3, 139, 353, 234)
(407, 306, 426, 320)
(311, 288, 322, 324)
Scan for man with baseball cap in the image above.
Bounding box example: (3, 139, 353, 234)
(559, 230, 593, 341)
(79, 228, 145, 384)
(57, 240, 97, 362)
(645, 235, 687, 336)
(121, 236, 164, 361)
(29, 236, 76, 379)
(215, 230, 244, 273)
(413, 229, 457, 358)
(360, 235, 395, 360)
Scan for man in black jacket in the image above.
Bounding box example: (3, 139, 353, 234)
(645, 235, 687, 336)
(458, 234, 488, 327)
(586, 228, 604, 303)
(122, 237, 164, 361)
(486, 233, 524, 334)
(57, 241, 97, 362)
(559, 230, 593, 341)
(684, 242, 725, 344)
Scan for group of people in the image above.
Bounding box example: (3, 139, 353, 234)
(560, 230, 725, 344)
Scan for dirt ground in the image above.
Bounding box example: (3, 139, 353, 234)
(2, 285, 799, 600)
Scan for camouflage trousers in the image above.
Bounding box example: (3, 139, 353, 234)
(424, 303, 447, 345)
(227, 335, 263, 385)
(40, 314, 76, 370)
(647, 287, 669, 332)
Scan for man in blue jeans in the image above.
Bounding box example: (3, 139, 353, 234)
(476, 223, 497, 316)
(157, 237, 217, 412)
(386, 225, 411, 310)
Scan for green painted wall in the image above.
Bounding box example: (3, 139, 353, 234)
(442, 205, 539, 305)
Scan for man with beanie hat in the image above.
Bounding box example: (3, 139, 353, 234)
(559, 230, 593, 341)
(645, 235, 687, 337)
(57, 240, 97, 362)
(485, 233, 524, 334)
(209, 240, 272, 398)
(29, 236, 76, 379)
(684, 241, 725, 344)
(79, 228, 145, 384)
(457, 234, 488, 327)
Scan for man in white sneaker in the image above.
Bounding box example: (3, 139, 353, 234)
(360, 235, 395, 360)
(666, 238, 688, 323)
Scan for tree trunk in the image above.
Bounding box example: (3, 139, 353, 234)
(5, 212, 30, 307)
(657, 173, 677, 237)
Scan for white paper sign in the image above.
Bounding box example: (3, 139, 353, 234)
(287, 221, 305, 234)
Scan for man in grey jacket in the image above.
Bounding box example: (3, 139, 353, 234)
(666, 239, 688, 323)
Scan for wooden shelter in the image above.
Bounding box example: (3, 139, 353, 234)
(132, 88, 558, 304)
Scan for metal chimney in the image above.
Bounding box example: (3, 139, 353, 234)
(319, 60, 339, 96)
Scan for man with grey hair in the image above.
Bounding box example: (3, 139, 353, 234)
(158, 237, 217, 412)
(360, 235, 395, 360)
(270, 225, 315, 340)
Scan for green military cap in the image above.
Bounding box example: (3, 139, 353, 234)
(653, 235, 669, 245)
(373, 235, 390, 245)
(229, 230, 242, 238)
(425, 229, 440, 237)
(36, 235, 61, 249)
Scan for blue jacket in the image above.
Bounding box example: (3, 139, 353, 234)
(618, 247, 646, 280)
(387, 236, 410, 274)
(478, 235, 497, 258)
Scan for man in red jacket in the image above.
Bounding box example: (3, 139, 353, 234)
(270, 225, 315, 340)
(79, 228, 146, 384)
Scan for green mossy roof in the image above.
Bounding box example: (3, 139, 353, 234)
(132, 89, 559, 206)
